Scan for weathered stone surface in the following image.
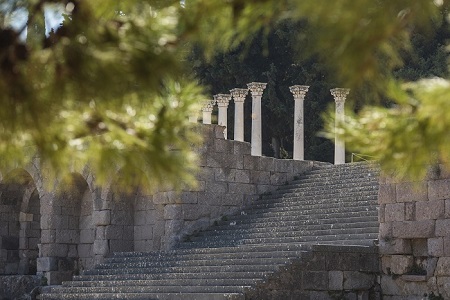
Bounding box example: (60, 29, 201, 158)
(392, 220, 435, 238)
(412, 239, 428, 256)
(379, 239, 412, 255)
(0, 275, 41, 300)
(390, 255, 413, 274)
(379, 184, 396, 204)
(37, 257, 57, 272)
(435, 257, 450, 276)
(404, 202, 415, 221)
(328, 270, 343, 290)
(436, 276, 450, 299)
(302, 271, 328, 290)
(45, 270, 73, 285)
(415, 200, 445, 221)
(385, 203, 405, 222)
(343, 271, 376, 290)
(164, 204, 182, 220)
(428, 179, 450, 201)
(396, 182, 428, 202)
(435, 219, 450, 237)
(428, 238, 444, 257)
(93, 240, 108, 255)
(93, 210, 110, 226)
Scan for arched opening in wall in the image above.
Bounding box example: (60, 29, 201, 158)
(53, 173, 93, 275)
(0, 169, 40, 275)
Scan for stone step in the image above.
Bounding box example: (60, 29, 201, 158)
(249, 195, 377, 209)
(260, 185, 378, 200)
(200, 221, 380, 237)
(71, 271, 270, 282)
(113, 243, 309, 258)
(286, 174, 378, 185)
(63, 278, 261, 288)
(179, 233, 378, 249)
(94, 256, 295, 270)
(104, 249, 306, 264)
(82, 263, 283, 276)
(48, 285, 251, 294)
(218, 209, 378, 225)
(240, 198, 378, 216)
(39, 292, 244, 300)
(277, 179, 378, 192)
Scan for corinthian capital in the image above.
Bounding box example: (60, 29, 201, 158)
(289, 85, 309, 100)
(201, 99, 215, 112)
(247, 82, 267, 97)
(215, 94, 232, 107)
(330, 88, 350, 103)
(230, 88, 248, 103)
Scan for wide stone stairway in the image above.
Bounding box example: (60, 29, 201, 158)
(39, 162, 380, 300)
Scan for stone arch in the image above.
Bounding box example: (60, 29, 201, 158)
(39, 173, 93, 284)
(0, 168, 40, 275)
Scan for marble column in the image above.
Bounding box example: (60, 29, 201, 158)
(247, 82, 267, 156)
(216, 94, 232, 139)
(201, 99, 215, 124)
(230, 88, 248, 142)
(289, 85, 309, 160)
(189, 114, 198, 123)
(330, 88, 350, 165)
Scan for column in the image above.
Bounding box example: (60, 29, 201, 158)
(330, 88, 350, 165)
(215, 94, 231, 139)
(230, 88, 248, 142)
(247, 82, 267, 156)
(289, 85, 309, 160)
(201, 99, 215, 124)
(189, 114, 198, 123)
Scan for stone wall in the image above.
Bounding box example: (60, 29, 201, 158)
(243, 245, 380, 300)
(0, 124, 321, 285)
(379, 164, 450, 299)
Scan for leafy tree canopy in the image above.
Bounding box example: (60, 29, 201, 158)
(1, 0, 449, 187)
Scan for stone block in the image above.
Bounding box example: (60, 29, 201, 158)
(234, 169, 251, 183)
(222, 194, 244, 206)
(379, 204, 386, 223)
(393, 220, 435, 238)
(228, 183, 255, 195)
(153, 191, 180, 204)
(435, 219, 450, 237)
(385, 203, 405, 222)
(250, 170, 271, 184)
(436, 276, 450, 299)
(415, 200, 445, 221)
(256, 184, 272, 195)
(110, 239, 132, 252)
(302, 271, 328, 290)
(446, 199, 450, 218)
(95, 226, 106, 240)
(328, 270, 343, 290)
(67, 245, 78, 257)
(134, 211, 148, 226)
(343, 271, 375, 290)
(379, 239, 412, 255)
(428, 178, 450, 200)
(165, 220, 183, 235)
(381, 256, 392, 274)
(233, 141, 251, 156)
(292, 160, 313, 175)
(2, 236, 19, 250)
(205, 182, 227, 194)
(444, 237, 450, 256)
(198, 192, 223, 206)
(180, 192, 198, 204)
(37, 257, 58, 272)
(379, 184, 396, 204)
(55, 229, 78, 244)
(80, 229, 94, 243)
(428, 238, 444, 257)
(380, 275, 402, 295)
(93, 240, 109, 255)
(274, 159, 294, 173)
(134, 226, 153, 240)
(270, 172, 287, 186)
(405, 202, 415, 221)
(39, 244, 68, 257)
(396, 182, 428, 202)
(45, 271, 73, 285)
(214, 138, 232, 153)
(78, 244, 92, 258)
(257, 157, 275, 172)
(93, 210, 110, 226)
(435, 257, 450, 276)
(105, 225, 124, 240)
(412, 238, 428, 256)
(182, 204, 209, 220)
(164, 204, 182, 220)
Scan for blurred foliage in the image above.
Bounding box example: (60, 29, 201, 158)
(0, 0, 449, 188)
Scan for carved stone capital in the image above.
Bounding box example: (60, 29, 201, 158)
(201, 99, 215, 112)
(230, 88, 248, 103)
(289, 85, 309, 100)
(215, 94, 232, 107)
(330, 88, 350, 103)
(247, 82, 267, 97)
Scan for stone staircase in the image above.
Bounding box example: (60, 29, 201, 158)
(39, 162, 380, 300)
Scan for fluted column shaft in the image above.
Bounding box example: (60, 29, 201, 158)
(290, 85, 309, 160)
(201, 100, 215, 124)
(247, 82, 267, 156)
(216, 94, 231, 139)
(330, 88, 350, 165)
(230, 88, 248, 142)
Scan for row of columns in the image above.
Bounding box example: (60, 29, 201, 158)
(197, 83, 350, 165)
